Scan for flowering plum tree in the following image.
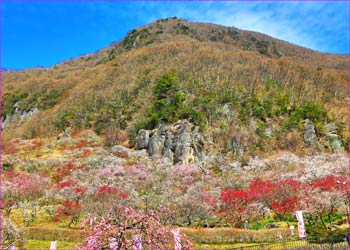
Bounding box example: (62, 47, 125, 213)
(54, 178, 87, 228)
(52, 162, 81, 183)
(300, 175, 346, 230)
(2, 170, 49, 216)
(83, 185, 129, 218)
(173, 185, 216, 226)
(269, 179, 301, 219)
(220, 189, 249, 225)
(80, 206, 194, 250)
(55, 200, 82, 228)
(220, 178, 302, 225)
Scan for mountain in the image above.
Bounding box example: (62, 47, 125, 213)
(2, 18, 349, 159)
(62, 17, 348, 70)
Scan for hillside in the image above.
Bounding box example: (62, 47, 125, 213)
(2, 18, 350, 249)
(2, 18, 349, 160)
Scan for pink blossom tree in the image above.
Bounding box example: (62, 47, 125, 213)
(80, 206, 194, 250)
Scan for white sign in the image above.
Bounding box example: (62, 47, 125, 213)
(290, 225, 295, 237)
(50, 241, 57, 250)
(295, 211, 306, 238)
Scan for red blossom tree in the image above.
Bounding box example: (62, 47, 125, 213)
(312, 175, 340, 191)
(248, 179, 276, 203)
(220, 189, 250, 225)
(55, 200, 82, 228)
(52, 162, 79, 183)
(54, 178, 87, 228)
(220, 178, 303, 225)
(269, 179, 301, 219)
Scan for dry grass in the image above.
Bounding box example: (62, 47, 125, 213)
(181, 227, 292, 244)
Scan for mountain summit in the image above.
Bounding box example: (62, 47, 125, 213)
(63, 18, 347, 70)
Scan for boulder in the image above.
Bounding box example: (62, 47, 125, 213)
(324, 123, 337, 135)
(135, 129, 149, 150)
(20, 107, 39, 122)
(110, 145, 129, 158)
(163, 131, 174, 162)
(324, 123, 343, 151)
(264, 120, 273, 137)
(222, 104, 231, 116)
(148, 124, 165, 157)
(57, 128, 71, 140)
(174, 122, 192, 164)
(2, 106, 39, 129)
(192, 126, 205, 162)
(303, 119, 320, 149)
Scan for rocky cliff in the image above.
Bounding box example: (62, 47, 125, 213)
(135, 121, 205, 165)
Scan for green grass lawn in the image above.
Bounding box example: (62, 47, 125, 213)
(196, 242, 289, 249)
(196, 242, 258, 249)
(24, 240, 79, 249)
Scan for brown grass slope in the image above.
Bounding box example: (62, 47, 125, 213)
(2, 18, 349, 155)
(62, 17, 347, 70)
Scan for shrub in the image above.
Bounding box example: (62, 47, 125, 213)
(141, 73, 184, 129)
(239, 95, 272, 123)
(54, 110, 75, 131)
(2, 162, 14, 171)
(2, 92, 27, 116)
(17, 91, 41, 112)
(255, 40, 270, 55)
(71, 139, 88, 149)
(284, 102, 328, 130)
(122, 28, 153, 50)
(137, 72, 207, 132)
(82, 149, 93, 157)
(39, 89, 61, 109)
(307, 226, 348, 243)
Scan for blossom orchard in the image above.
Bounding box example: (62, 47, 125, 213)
(220, 175, 350, 229)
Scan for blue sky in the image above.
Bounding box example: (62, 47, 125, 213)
(2, 1, 349, 70)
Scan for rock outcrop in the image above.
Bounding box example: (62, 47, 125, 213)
(57, 128, 71, 140)
(148, 123, 166, 157)
(163, 131, 174, 162)
(135, 121, 205, 165)
(303, 119, 321, 149)
(173, 122, 192, 164)
(324, 123, 343, 151)
(135, 129, 149, 150)
(2, 105, 39, 129)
